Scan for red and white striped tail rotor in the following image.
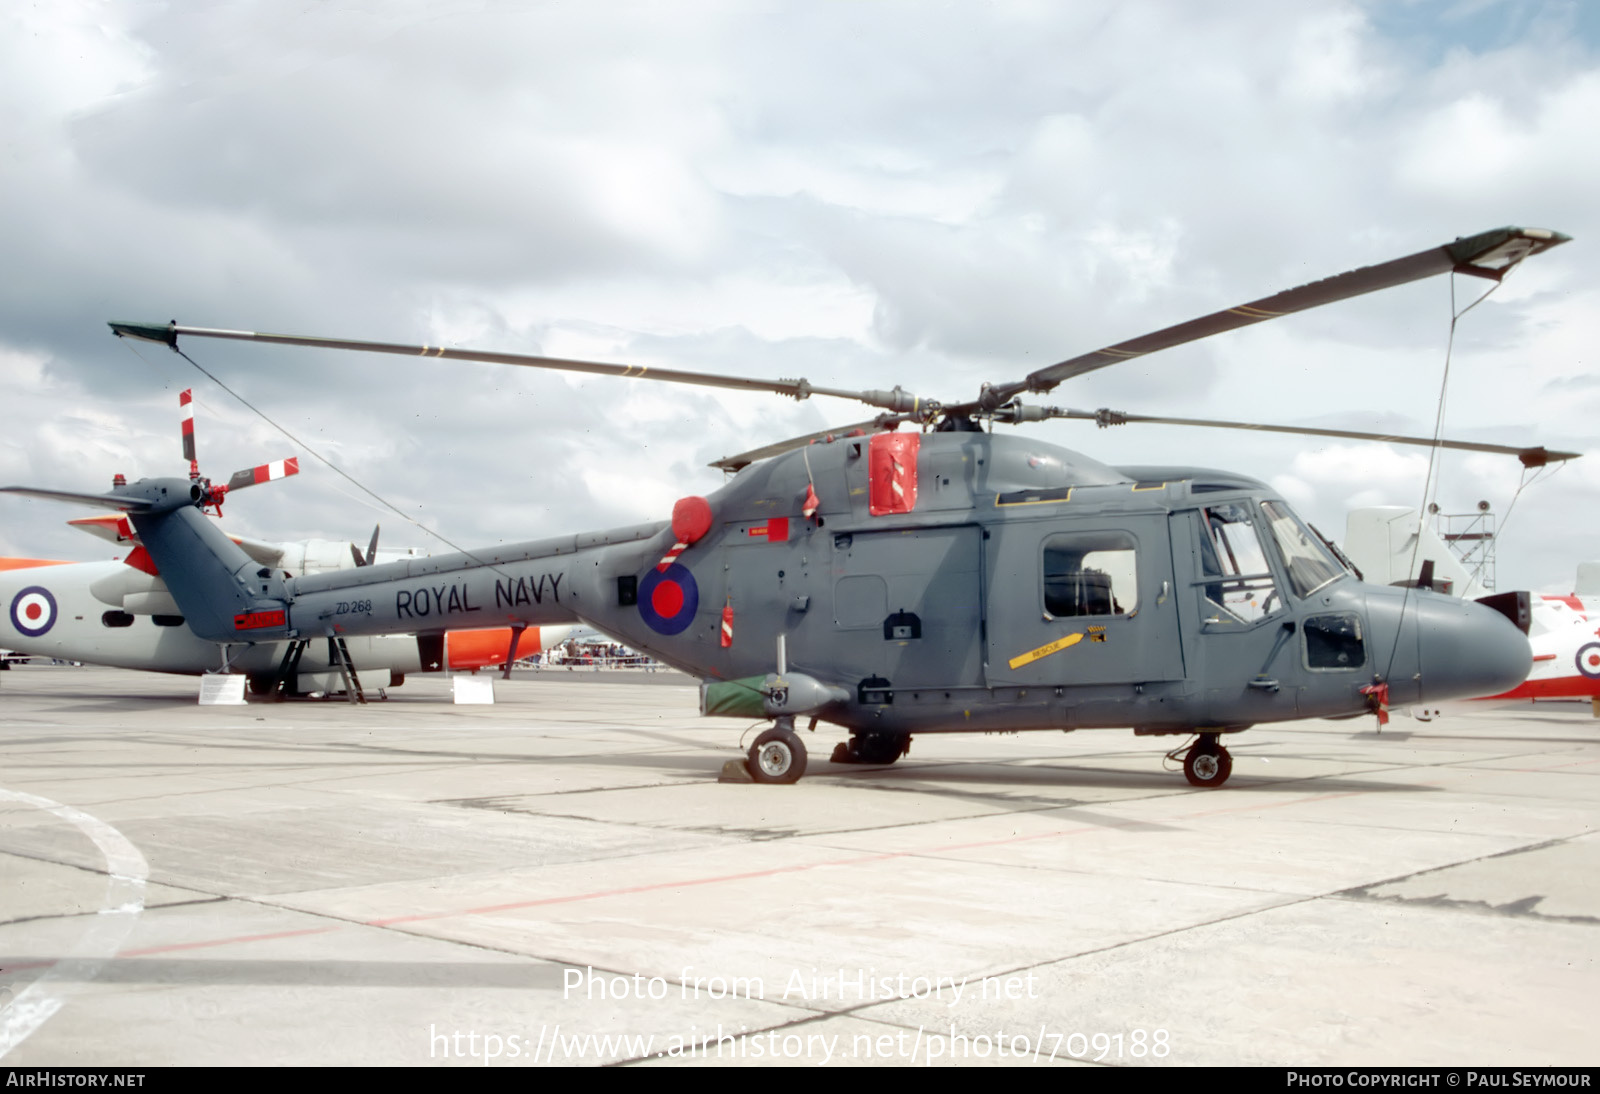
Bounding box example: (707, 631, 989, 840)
(225, 458, 300, 492)
(179, 389, 198, 475)
(173, 389, 300, 513)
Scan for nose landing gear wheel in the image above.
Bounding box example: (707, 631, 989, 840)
(1183, 736, 1233, 788)
(748, 726, 807, 784)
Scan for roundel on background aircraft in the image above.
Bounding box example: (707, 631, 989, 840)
(9, 586, 58, 638)
(1577, 643, 1600, 680)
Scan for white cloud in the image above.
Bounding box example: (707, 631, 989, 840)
(1, 0, 1596, 596)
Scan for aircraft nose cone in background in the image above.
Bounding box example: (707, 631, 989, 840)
(1364, 587, 1532, 704)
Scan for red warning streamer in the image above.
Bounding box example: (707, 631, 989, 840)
(1359, 682, 1390, 727)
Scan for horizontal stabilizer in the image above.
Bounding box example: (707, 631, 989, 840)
(228, 533, 289, 568)
(68, 513, 139, 544)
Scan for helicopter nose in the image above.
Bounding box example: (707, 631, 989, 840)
(1364, 588, 1531, 703)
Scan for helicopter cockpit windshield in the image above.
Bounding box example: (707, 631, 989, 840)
(1261, 500, 1348, 598)
(1197, 498, 1351, 625)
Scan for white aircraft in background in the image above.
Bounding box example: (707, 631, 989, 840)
(0, 549, 569, 695)
(0, 390, 569, 694)
(1344, 507, 1599, 712)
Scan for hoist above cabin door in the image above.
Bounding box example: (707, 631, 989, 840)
(984, 514, 1185, 687)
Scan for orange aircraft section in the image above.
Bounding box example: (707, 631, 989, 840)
(445, 627, 544, 671)
(0, 558, 73, 571)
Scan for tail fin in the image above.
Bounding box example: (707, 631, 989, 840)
(120, 478, 294, 642)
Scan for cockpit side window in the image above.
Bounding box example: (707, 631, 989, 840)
(1043, 531, 1138, 618)
(1197, 503, 1280, 624)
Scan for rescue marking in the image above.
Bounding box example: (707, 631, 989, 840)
(1008, 632, 1083, 670)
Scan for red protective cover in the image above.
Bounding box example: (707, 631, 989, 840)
(868, 432, 920, 516)
(671, 496, 713, 544)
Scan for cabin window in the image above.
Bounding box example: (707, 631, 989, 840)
(101, 611, 134, 628)
(1304, 613, 1365, 670)
(1197, 504, 1281, 623)
(152, 615, 186, 627)
(1043, 531, 1137, 618)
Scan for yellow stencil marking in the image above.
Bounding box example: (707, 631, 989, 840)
(1008, 632, 1083, 670)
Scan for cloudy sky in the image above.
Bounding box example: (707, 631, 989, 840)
(1, 0, 1596, 592)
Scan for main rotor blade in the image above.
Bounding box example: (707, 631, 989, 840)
(709, 419, 890, 472)
(109, 323, 928, 415)
(0, 486, 154, 512)
(1079, 409, 1581, 469)
(1013, 226, 1570, 398)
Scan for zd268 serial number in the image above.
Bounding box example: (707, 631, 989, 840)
(334, 600, 373, 615)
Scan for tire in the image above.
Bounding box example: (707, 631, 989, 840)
(850, 731, 908, 765)
(246, 674, 277, 697)
(747, 726, 807, 784)
(1183, 740, 1233, 788)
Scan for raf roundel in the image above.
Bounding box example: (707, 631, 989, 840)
(9, 586, 58, 639)
(638, 563, 699, 636)
(1577, 642, 1600, 680)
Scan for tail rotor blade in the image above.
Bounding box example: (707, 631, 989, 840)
(179, 389, 197, 474)
(225, 457, 300, 492)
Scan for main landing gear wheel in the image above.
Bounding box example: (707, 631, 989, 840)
(1183, 735, 1233, 788)
(748, 726, 807, 784)
(829, 731, 909, 765)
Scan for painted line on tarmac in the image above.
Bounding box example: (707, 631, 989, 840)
(364, 821, 1126, 927)
(58, 789, 1397, 953)
(361, 788, 1421, 928)
(118, 925, 340, 958)
(0, 789, 148, 1061)
(1181, 788, 1375, 819)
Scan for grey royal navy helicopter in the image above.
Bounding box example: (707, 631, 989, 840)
(6, 226, 1579, 787)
